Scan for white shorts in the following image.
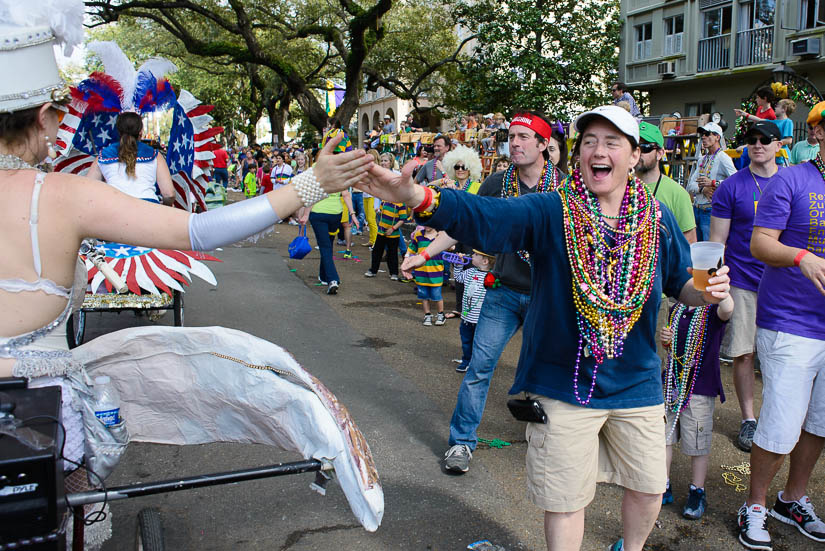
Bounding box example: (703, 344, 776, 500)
(753, 329, 825, 454)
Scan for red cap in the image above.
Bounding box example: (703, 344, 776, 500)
(510, 113, 553, 141)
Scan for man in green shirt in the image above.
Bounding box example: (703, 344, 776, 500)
(636, 122, 697, 243)
(790, 123, 821, 165)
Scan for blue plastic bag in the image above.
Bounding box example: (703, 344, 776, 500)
(288, 225, 312, 259)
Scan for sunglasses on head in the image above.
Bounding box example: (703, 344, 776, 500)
(746, 135, 775, 146)
(639, 143, 658, 153)
(454, 164, 467, 170)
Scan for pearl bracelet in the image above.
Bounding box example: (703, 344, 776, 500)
(293, 168, 329, 207)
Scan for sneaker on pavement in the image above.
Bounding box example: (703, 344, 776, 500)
(738, 420, 758, 452)
(770, 492, 825, 542)
(662, 481, 674, 505)
(455, 363, 469, 373)
(288, 220, 299, 226)
(607, 539, 624, 551)
(326, 281, 339, 295)
(364, 271, 376, 277)
(444, 444, 472, 473)
(390, 274, 399, 281)
(738, 503, 772, 550)
(434, 312, 446, 326)
(683, 485, 706, 520)
(423, 314, 433, 326)
(343, 250, 353, 259)
(318, 277, 328, 285)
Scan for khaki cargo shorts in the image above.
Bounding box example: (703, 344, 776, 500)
(525, 396, 667, 513)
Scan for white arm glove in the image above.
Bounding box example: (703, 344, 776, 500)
(188, 195, 281, 251)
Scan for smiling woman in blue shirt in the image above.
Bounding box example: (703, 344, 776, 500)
(343, 105, 733, 551)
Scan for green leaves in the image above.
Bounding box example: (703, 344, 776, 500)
(451, 0, 620, 119)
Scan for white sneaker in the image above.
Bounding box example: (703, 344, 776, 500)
(326, 281, 339, 295)
(444, 444, 472, 473)
(738, 503, 772, 550)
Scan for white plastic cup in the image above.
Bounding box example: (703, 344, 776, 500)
(690, 242, 725, 291)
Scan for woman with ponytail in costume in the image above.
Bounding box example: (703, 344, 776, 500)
(86, 112, 176, 205)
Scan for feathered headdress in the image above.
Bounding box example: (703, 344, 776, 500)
(71, 41, 177, 114)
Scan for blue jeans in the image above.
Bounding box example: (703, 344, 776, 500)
(399, 232, 407, 255)
(449, 286, 531, 450)
(694, 205, 711, 241)
(213, 167, 229, 188)
(351, 192, 367, 234)
(458, 321, 476, 370)
(309, 212, 341, 283)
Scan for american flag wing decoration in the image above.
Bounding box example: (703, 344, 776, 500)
(84, 243, 220, 296)
(169, 89, 225, 212)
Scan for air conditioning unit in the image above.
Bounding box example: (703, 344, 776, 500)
(657, 61, 677, 78)
(792, 37, 821, 58)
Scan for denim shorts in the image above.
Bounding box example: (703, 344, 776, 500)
(416, 284, 442, 301)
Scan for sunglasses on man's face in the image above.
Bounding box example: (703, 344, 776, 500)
(746, 136, 775, 146)
(454, 164, 468, 171)
(639, 143, 658, 154)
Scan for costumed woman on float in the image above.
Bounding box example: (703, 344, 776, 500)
(0, 1, 382, 547)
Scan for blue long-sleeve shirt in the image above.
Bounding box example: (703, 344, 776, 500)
(421, 189, 691, 409)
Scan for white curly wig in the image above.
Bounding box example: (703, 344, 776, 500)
(443, 145, 482, 182)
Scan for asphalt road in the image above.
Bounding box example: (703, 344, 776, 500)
(92, 196, 825, 551)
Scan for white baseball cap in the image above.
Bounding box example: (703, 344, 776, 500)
(699, 122, 723, 136)
(699, 122, 726, 148)
(573, 105, 640, 146)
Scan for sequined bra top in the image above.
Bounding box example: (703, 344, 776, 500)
(0, 172, 75, 363)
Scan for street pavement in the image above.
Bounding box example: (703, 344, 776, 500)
(95, 199, 825, 551)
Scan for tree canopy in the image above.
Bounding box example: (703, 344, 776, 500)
(86, 0, 470, 134)
(452, 0, 620, 119)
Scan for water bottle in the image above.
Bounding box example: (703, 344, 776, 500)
(93, 375, 121, 427)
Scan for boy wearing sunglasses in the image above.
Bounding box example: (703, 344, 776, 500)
(710, 120, 782, 454)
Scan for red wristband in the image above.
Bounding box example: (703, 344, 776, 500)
(794, 249, 810, 267)
(421, 250, 431, 261)
(413, 186, 434, 213)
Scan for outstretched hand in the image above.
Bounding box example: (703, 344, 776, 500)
(313, 132, 374, 195)
(356, 160, 423, 206)
(401, 254, 425, 279)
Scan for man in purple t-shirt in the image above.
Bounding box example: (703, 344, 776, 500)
(736, 101, 825, 551)
(710, 120, 781, 453)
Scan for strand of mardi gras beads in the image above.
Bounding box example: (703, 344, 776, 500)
(664, 304, 711, 440)
(560, 166, 661, 405)
(500, 160, 559, 265)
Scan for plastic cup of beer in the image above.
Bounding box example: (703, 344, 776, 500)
(690, 242, 725, 291)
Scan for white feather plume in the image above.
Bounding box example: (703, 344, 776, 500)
(136, 58, 178, 81)
(0, 0, 85, 55)
(87, 41, 136, 108)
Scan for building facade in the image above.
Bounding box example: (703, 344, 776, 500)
(620, 0, 825, 139)
(356, 87, 450, 149)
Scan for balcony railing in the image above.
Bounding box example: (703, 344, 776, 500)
(697, 34, 731, 72)
(735, 26, 774, 66)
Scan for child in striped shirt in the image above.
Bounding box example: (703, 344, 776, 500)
(365, 200, 409, 280)
(453, 250, 495, 372)
(407, 226, 446, 326)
